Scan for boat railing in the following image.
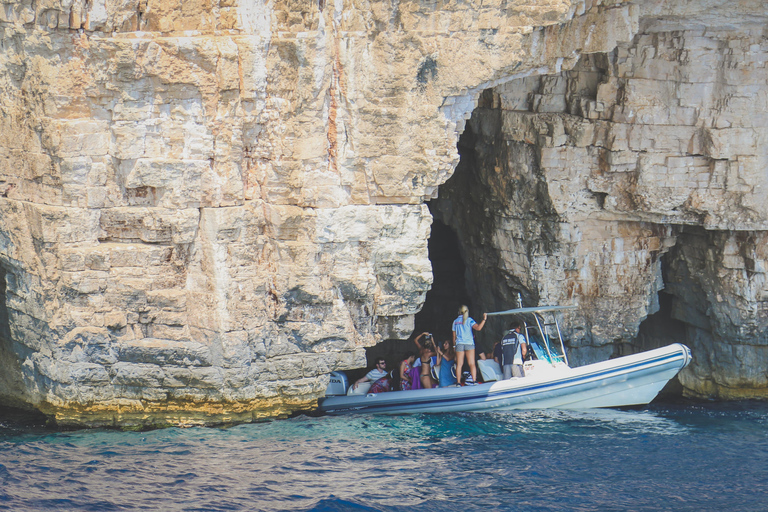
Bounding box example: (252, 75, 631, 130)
(537, 317, 569, 367)
(488, 305, 573, 367)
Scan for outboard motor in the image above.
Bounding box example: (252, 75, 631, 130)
(325, 371, 349, 396)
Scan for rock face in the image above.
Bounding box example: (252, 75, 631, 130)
(0, 0, 766, 426)
(431, 3, 768, 396)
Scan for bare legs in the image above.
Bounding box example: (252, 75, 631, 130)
(465, 348, 477, 384)
(455, 350, 465, 384)
(454, 348, 478, 384)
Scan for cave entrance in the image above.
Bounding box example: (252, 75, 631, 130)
(625, 249, 690, 397)
(414, 110, 498, 354)
(634, 288, 687, 351)
(0, 265, 27, 409)
(361, 122, 482, 377)
(362, 219, 470, 381)
(413, 217, 470, 343)
(419, 89, 539, 354)
(623, 226, 712, 359)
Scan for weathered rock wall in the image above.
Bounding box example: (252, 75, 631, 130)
(0, 0, 767, 425)
(431, 3, 768, 396)
(2, 0, 632, 425)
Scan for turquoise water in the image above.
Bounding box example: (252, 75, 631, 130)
(1, 400, 767, 511)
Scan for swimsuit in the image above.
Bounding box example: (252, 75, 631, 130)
(420, 357, 431, 376)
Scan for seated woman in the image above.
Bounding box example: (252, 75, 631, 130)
(435, 338, 457, 387)
(399, 353, 418, 390)
(414, 332, 437, 389)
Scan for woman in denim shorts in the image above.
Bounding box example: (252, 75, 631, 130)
(452, 305, 487, 385)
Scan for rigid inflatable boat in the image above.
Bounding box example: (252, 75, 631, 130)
(317, 305, 692, 415)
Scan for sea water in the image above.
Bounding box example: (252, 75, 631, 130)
(1, 400, 767, 511)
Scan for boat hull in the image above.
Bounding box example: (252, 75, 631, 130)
(317, 344, 692, 415)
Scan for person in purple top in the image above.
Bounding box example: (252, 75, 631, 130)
(452, 305, 486, 385)
(399, 353, 417, 390)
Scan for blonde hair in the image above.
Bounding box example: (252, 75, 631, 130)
(459, 305, 469, 325)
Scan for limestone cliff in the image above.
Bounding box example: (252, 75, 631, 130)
(0, 0, 766, 426)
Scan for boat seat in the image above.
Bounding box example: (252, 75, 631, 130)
(347, 381, 371, 395)
(478, 359, 503, 382)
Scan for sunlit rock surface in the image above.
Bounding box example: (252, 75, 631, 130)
(431, 2, 768, 398)
(0, 0, 766, 426)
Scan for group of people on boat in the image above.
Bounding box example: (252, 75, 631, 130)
(351, 304, 529, 393)
(399, 331, 458, 391)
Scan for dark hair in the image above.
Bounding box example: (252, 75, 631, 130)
(509, 321, 521, 330)
(376, 357, 386, 365)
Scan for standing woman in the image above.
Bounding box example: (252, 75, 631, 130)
(452, 305, 486, 385)
(413, 332, 437, 389)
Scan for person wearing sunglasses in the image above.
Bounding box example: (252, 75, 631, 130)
(351, 357, 390, 392)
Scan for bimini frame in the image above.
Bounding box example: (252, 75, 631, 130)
(486, 303, 576, 367)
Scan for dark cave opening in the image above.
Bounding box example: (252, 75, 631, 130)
(614, 250, 687, 357)
(633, 290, 688, 398)
(361, 218, 471, 383)
(0, 266, 28, 409)
(412, 217, 471, 343)
(361, 120, 483, 378)
(633, 290, 687, 355)
(420, 93, 519, 352)
(619, 250, 690, 397)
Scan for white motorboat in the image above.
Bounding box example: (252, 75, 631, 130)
(317, 305, 692, 415)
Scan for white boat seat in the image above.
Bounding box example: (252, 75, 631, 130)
(478, 359, 503, 382)
(347, 381, 371, 395)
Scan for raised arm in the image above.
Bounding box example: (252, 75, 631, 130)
(472, 313, 487, 331)
(413, 332, 429, 350)
(434, 343, 444, 364)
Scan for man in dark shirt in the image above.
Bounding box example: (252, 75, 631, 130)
(500, 321, 527, 379)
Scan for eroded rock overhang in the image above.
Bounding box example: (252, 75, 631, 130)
(0, 0, 766, 426)
(432, 1, 768, 400)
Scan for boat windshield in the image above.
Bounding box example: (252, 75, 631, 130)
(526, 331, 566, 364)
(487, 304, 571, 367)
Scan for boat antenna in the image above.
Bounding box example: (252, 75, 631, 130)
(516, 293, 531, 345)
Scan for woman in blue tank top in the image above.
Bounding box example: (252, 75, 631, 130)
(435, 339, 457, 387)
